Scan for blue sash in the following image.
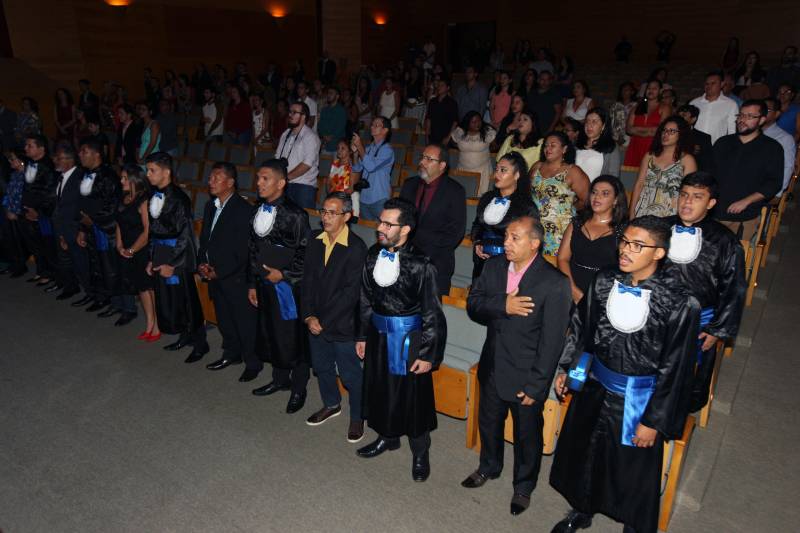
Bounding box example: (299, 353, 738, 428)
(370, 313, 422, 376)
(260, 278, 298, 321)
(38, 216, 53, 237)
(152, 238, 179, 285)
(92, 224, 109, 252)
(567, 352, 594, 392)
(590, 357, 657, 447)
(481, 230, 504, 257)
(697, 307, 715, 364)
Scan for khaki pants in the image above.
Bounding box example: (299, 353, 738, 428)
(720, 217, 760, 241)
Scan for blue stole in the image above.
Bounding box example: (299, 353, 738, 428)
(92, 224, 109, 252)
(697, 307, 715, 364)
(260, 278, 298, 321)
(590, 357, 657, 447)
(370, 313, 423, 376)
(481, 230, 504, 257)
(152, 238, 179, 285)
(38, 215, 53, 237)
(567, 352, 594, 392)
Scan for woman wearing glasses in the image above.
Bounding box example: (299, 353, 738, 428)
(629, 116, 696, 218)
(470, 151, 537, 281)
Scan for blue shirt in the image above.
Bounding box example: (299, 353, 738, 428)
(352, 141, 395, 205)
(777, 103, 799, 138)
(2, 170, 24, 214)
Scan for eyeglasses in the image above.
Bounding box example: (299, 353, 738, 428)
(735, 113, 762, 120)
(618, 236, 661, 253)
(662, 128, 680, 135)
(377, 220, 403, 228)
(420, 155, 441, 163)
(318, 209, 345, 217)
(288, 110, 304, 116)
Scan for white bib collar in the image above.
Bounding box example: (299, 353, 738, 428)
(668, 225, 703, 264)
(253, 203, 277, 237)
(606, 279, 652, 334)
(373, 248, 400, 287)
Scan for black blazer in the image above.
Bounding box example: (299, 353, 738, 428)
(690, 128, 714, 173)
(467, 253, 572, 403)
(116, 121, 143, 166)
(52, 166, 85, 239)
(197, 193, 254, 283)
(301, 227, 368, 342)
(400, 175, 466, 295)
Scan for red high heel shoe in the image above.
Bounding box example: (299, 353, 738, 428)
(137, 331, 151, 340)
(145, 332, 162, 342)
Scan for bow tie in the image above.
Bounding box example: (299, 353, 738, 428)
(379, 249, 396, 261)
(493, 197, 509, 205)
(617, 283, 642, 297)
(83, 173, 96, 181)
(261, 204, 274, 213)
(675, 225, 696, 235)
(153, 191, 164, 200)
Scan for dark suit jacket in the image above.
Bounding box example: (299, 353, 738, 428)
(116, 121, 143, 166)
(467, 253, 572, 403)
(690, 128, 714, 173)
(52, 166, 85, 239)
(400, 174, 466, 295)
(301, 227, 367, 342)
(197, 193, 254, 283)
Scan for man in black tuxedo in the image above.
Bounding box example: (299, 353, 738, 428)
(399, 144, 466, 297)
(197, 162, 259, 382)
(462, 214, 572, 516)
(301, 192, 368, 443)
(51, 145, 88, 301)
(20, 134, 58, 285)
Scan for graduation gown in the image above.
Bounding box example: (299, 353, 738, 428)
(470, 189, 537, 280)
(77, 164, 121, 299)
(358, 243, 447, 438)
(549, 268, 700, 533)
(148, 183, 204, 335)
(664, 215, 746, 411)
(248, 195, 309, 369)
(20, 158, 58, 276)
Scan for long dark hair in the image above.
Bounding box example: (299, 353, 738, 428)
(122, 164, 151, 200)
(498, 151, 533, 205)
(649, 115, 692, 160)
(55, 88, 74, 107)
(510, 109, 540, 149)
(539, 131, 576, 164)
(493, 70, 512, 96)
(616, 82, 636, 104)
(576, 174, 628, 228)
(575, 107, 616, 154)
(634, 79, 662, 115)
(459, 111, 491, 143)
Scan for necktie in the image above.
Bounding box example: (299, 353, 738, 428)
(57, 174, 65, 198)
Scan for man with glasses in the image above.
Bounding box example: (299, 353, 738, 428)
(399, 144, 466, 296)
(301, 192, 368, 442)
(274, 101, 321, 209)
(351, 116, 395, 221)
(355, 198, 446, 483)
(550, 215, 700, 533)
(762, 97, 797, 194)
(690, 71, 739, 144)
(712, 99, 783, 240)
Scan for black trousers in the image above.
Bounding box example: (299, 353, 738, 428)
(382, 431, 431, 456)
(273, 362, 310, 394)
(478, 372, 545, 496)
(85, 228, 121, 301)
(19, 218, 51, 277)
(690, 343, 718, 412)
(209, 277, 259, 370)
(0, 216, 28, 273)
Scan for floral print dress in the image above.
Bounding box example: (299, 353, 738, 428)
(532, 166, 576, 254)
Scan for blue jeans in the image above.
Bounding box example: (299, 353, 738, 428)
(286, 183, 317, 209)
(359, 199, 387, 221)
(308, 334, 363, 420)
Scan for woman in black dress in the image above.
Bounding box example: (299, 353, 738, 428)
(469, 151, 537, 281)
(556, 175, 627, 303)
(115, 164, 159, 338)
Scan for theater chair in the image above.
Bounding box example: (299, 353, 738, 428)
(194, 275, 217, 325)
(659, 415, 696, 531)
(697, 340, 726, 428)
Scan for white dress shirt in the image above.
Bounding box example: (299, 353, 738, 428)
(763, 123, 797, 194)
(689, 94, 738, 144)
(275, 124, 321, 187)
(57, 166, 77, 197)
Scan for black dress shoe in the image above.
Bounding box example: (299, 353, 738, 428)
(286, 391, 307, 413)
(114, 312, 137, 326)
(98, 307, 121, 318)
(551, 510, 593, 533)
(44, 283, 62, 293)
(412, 452, 430, 482)
(86, 300, 109, 312)
(356, 437, 401, 458)
(71, 295, 93, 307)
(0, 268, 10, 275)
(510, 493, 530, 516)
(184, 346, 209, 363)
(238, 368, 260, 382)
(461, 470, 500, 488)
(56, 289, 80, 301)
(10, 270, 26, 278)
(163, 338, 191, 351)
(252, 381, 291, 396)
(206, 357, 243, 371)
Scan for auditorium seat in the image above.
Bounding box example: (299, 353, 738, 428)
(236, 166, 255, 191)
(391, 129, 412, 145)
(201, 161, 214, 183)
(414, 132, 427, 146)
(206, 142, 228, 162)
(228, 145, 252, 166)
(186, 140, 206, 160)
(407, 145, 425, 166)
(450, 169, 481, 198)
(391, 145, 407, 170)
(351, 220, 377, 248)
(319, 155, 333, 179)
(175, 159, 202, 186)
(397, 117, 417, 132)
(193, 190, 209, 220)
(465, 199, 478, 236)
(452, 241, 473, 288)
(620, 165, 639, 191)
(254, 147, 275, 166)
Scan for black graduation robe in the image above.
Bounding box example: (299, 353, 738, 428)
(664, 215, 746, 411)
(358, 242, 447, 438)
(78, 164, 121, 299)
(248, 195, 310, 369)
(470, 189, 537, 280)
(148, 183, 204, 335)
(549, 268, 700, 533)
(20, 157, 58, 276)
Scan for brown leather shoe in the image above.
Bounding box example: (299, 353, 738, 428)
(306, 405, 341, 426)
(347, 420, 365, 443)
